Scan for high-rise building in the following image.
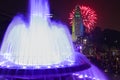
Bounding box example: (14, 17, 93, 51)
(72, 5, 84, 42)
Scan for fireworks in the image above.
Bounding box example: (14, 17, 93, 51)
(69, 5, 97, 32)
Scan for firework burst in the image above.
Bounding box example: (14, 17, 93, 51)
(69, 5, 97, 32)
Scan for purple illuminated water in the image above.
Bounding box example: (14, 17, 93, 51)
(0, 0, 107, 80)
(0, 0, 75, 66)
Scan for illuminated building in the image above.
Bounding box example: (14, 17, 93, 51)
(71, 5, 84, 42)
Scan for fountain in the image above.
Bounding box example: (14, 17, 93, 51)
(0, 0, 107, 80)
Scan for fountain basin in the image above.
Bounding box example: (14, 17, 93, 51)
(0, 52, 90, 79)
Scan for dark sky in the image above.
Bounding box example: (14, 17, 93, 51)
(0, 0, 120, 31)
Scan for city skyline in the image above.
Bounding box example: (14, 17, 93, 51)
(0, 0, 120, 31)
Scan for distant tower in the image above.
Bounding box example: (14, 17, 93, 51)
(72, 5, 84, 42)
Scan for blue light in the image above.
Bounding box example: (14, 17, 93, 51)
(84, 74, 88, 77)
(6, 65, 10, 68)
(78, 75, 83, 78)
(61, 65, 64, 67)
(93, 77, 96, 80)
(22, 66, 27, 69)
(55, 65, 59, 68)
(47, 66, 51, 68)
(35, 66, 41, 69)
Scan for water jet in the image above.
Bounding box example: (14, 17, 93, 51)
(0, 0, 107, 80)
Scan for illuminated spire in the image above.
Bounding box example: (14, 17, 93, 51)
(71, 5, 84, 42)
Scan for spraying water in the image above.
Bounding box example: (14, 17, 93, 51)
(0, 0, 107, 80)
(0, 0, 75, 66)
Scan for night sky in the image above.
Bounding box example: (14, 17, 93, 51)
(0, 0, 120, 31)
